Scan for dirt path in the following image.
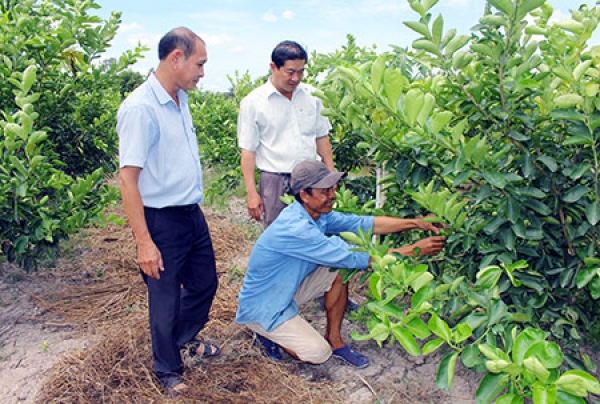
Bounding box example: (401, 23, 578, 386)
(0, 267, 96, 404)
(0, 199, 483, 404)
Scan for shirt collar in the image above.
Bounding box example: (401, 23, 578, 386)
(266, 77, 306, 99)
(148, 73, 188, 106)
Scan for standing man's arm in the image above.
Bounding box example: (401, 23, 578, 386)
(241, 149, 264, 222)
(119, 166, 164, 279)
(316, 136, 334, 172)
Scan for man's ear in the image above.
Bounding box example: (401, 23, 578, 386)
(170, 49, 183, 69)
(298, 189, 308, 204)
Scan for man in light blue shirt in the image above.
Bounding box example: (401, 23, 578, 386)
(236, 160, 447, 368)
(118, 27, 219, 396)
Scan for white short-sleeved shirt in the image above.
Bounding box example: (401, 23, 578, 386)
(237, 79, 332, 173)
(117, 74, 204, 208)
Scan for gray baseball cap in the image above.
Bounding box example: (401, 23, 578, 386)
(290, 160, 346, 195)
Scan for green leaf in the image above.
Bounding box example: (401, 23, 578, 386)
(562, 185, 590, 203)
(476, 372, 509, 404)
(488, 299, 508, 325)
(412, 284, 435, 309)
(369, 272, 383, 300)
(476, 266, 503, 288)
(576, 267, 598, 288)
(533, 382, 557, 404)
(525, 341, 563, 369)
(537, 156, 558, 172)
(422, 0, 440, 13)
(496, 393, 524, 404)
(523, 200, 551, 216)
(471, 43, 497, 58)
(522, 154, 535, 177)
(340, 231, 362, 245)
(556, 370, 600, 396)
(517, 0, 545, 19)
(428, 313, 452, 342)
(567, 163, 593, 180)
(524, 357, 550, 382)
(483, 172, 507, 189)
(436, 352, 459, 391)
(430, 111, 453, 135)
(404, 89, 424, 126)
(371, 55, 386, 91)
(573, 60, 593, 81)
(554, 94, 584, 109)
(556, 19, 585, 35)
(413, 39, 442, 57)
(431, 14, 444, 46)
(512, 328, 545, 366)
(22, 65, 37, 93)
(423, 338, 445, 355)
(585, 203, 600, 226)
(404, 21, 431, 38)
(488, 0, 514, 15)
(444, 35, 470, 58)
(554, 391, 586, 404)
(405, 317, 432, 339)
(383, 68, 405, 109)
(454, 323, 472, 343)
(417, 93, 436, 127)
(391, 326, 421, 356)
(410, 272, 434, 292)
(461, 344, 483, 368)
(479, 344, 511, 361)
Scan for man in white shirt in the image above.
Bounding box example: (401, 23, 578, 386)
(237, 40, 334, 228)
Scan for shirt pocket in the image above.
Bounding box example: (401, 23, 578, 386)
(296, 107, 317, 136)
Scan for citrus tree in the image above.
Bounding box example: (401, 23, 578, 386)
(0, 0, 146, 269)
(312, 0, 600, 402)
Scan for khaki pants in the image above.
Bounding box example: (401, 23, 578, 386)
(246, 266, 338, 364)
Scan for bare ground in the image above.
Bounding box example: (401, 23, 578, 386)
(0, 197, 483, 404)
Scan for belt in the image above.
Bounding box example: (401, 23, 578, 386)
(260, 170, 290, 177)
(145, 204, 198, 212)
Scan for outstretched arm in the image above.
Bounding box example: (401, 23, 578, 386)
(372, 216, 444, 235)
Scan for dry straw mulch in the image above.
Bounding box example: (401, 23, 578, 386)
(34, 205, 342, 403)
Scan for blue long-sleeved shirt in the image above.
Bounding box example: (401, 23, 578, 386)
(235, 201, 373, 332)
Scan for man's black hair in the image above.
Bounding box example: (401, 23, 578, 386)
(294, 187, 313, 203)
(158, 27, 204, 60)
(271, 40, 308, 68)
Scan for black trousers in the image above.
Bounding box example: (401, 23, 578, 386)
(142, 204, 218, 380)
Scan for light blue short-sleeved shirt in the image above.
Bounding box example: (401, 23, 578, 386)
(235, 201, 373, 332)
(117, 74, 204, 208)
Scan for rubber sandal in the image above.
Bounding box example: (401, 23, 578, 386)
(186, 339, 221, 358)
(332, 345, 369, 369)
(161, 374, 188, 397)
(255, 333, 282, 360)
(346, 299, 361, 313)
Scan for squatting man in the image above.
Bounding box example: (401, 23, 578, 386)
(236, 159, 447, 368)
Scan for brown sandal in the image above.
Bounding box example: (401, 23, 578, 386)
(162, 375, 188, 397)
